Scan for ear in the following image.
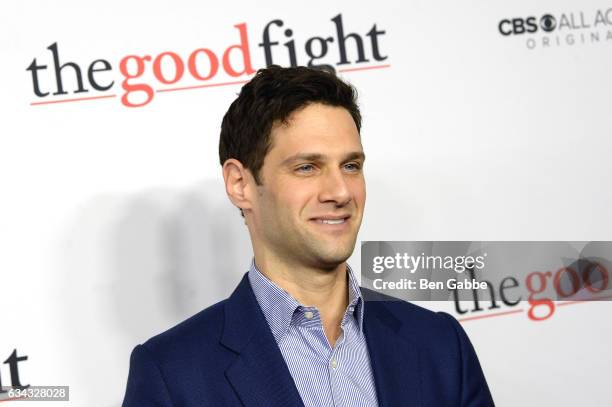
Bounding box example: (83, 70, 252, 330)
(222, 159, 255, 214)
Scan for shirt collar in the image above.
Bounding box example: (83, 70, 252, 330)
(247, 258, 365, 344)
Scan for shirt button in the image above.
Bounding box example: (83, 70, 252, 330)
(330, 359, 338, 369)
(304, 311, 314, 319)
(348, 306, 354, 312)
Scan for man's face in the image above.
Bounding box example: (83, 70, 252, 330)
(249, 103, 366, 270)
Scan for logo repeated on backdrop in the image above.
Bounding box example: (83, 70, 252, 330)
(453, 261, 610, 323)
(498, 8, 612, 49)
(25, 14, 389, 108)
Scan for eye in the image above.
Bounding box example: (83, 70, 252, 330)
(296, 163, 315, 173)
(344, 162, 362, 172)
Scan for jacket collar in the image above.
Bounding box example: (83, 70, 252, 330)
(221, 273, 305, 407)
(362, 288, 423, 407)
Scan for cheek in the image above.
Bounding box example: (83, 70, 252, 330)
(260, 184, 309, 225)
(350, 178, 366, 206)
(277, 178, 318, 210)
(281, 188, 313, 218)
(255, 189, 279, 226)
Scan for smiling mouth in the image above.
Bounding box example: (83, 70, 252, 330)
(317, 219, 346, 225)
(310, 215, 351, 225)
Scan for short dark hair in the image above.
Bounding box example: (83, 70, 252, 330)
(219, 65, 361, 185)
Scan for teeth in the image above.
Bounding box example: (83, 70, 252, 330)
(320, 219, 345, 224)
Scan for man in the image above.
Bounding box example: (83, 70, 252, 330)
(122, 65, 494, 406)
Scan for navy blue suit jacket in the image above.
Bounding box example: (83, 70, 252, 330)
(122, 273, 494, 406)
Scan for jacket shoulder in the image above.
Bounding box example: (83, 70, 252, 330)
(141, 298, 229, 361)
(361, 286, 464, 347)
(362, 287, 446, 325)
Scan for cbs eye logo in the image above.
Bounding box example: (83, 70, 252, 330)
(498, 14, 557, 36)
(540, 14, 557, 32)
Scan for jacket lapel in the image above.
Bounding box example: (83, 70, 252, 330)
(363, 293, 423, 407)
(221, 274, 305, 407)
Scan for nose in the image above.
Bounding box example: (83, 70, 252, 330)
(318, 167, 352, 207)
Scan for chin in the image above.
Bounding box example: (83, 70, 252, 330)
(313, 246, 354, 268)
(298, 231, 357, 267)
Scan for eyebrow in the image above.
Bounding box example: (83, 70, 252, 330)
(280, 151, 366, 166)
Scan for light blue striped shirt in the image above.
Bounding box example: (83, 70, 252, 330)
(247, 259, 379, 407)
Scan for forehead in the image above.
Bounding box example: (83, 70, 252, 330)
(268, 103, 362, 159)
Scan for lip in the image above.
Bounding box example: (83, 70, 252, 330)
(309, 215, 351, 231)
(309, 214, 351, 222)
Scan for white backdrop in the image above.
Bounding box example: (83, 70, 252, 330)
(1, 0, 611, 405)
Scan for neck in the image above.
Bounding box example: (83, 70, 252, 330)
(253, 253, 350, 347)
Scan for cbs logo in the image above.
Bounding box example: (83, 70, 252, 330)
(499, 14, 556, 36)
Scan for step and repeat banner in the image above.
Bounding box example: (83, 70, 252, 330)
(1, 0, 611, 405)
